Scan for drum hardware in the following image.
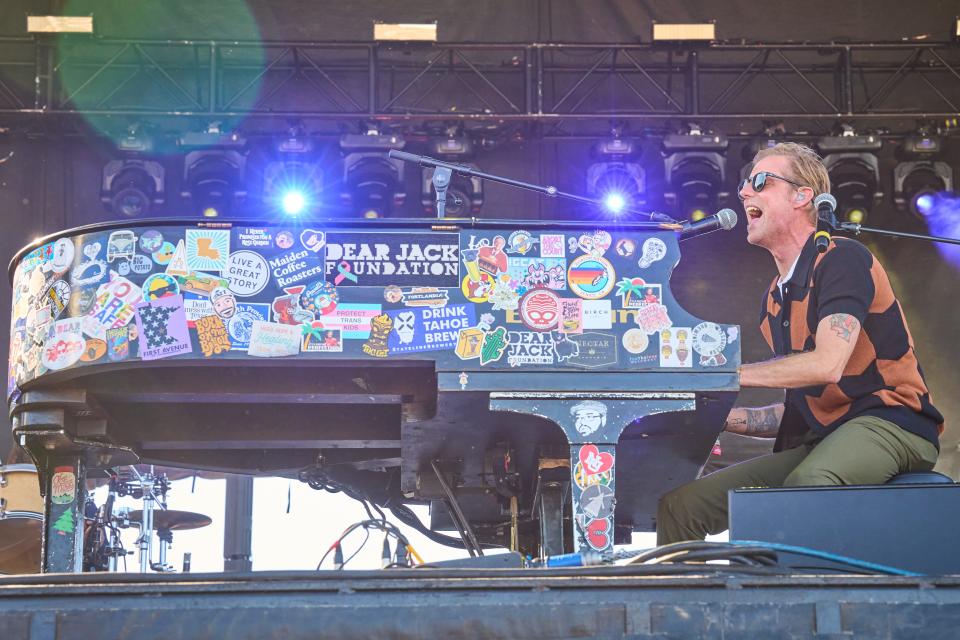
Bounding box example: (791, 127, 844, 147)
(0, 464, 44, 574)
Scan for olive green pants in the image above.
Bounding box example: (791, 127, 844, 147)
(656, 415, 939, 546)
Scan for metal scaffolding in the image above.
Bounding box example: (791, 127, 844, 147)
(1, 37, 959, 135)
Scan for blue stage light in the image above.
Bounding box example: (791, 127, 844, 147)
(914, 192, 935, 216)
(282, 190, 307, 216)
(604, 192, 627, 214)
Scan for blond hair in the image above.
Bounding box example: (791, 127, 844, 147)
(751, 142, 830, 224)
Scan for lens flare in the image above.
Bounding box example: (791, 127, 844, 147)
(604, 192, 627, 214)
(282, 190, 307, 216)
(914, 192, 935, 216)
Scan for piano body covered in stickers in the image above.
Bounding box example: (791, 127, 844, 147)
(8, 218, 739, 557)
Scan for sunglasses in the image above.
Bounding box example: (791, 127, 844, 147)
(737, 171, 806, 201)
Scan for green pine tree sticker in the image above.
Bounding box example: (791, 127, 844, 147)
(52, 509, 74, 535)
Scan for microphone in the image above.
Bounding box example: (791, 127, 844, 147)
(813, 193, 838, 254)
(679, 208, 738, 241)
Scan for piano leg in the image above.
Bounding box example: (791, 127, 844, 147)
(569, 442, 617, 554)
(41, 455, 88, 573)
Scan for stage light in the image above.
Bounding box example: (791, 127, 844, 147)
(651, 22, 716, 42)
(340, 131, 406, 218)
(587, 137, 645, 216)
(179, 125, 247, 218)
(263, 128, 323, 217)
(101, 159, 165, 217)
(818, 131, 882, 223)
(893, 134, 953, 220)
(604, 193, 626, 214)
(281, 190, 307, 216)
(420, 132, 484, 216)
(182, 151, 245, 218)
(662, 129, 728, 220)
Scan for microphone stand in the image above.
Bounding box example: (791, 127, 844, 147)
(838, 223, 960, 246)
(389, 149, 680, 226)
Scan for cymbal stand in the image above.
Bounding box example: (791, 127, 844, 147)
(125, 466, 170, 573)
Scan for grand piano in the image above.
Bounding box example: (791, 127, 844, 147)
(7, 217, 739, 571)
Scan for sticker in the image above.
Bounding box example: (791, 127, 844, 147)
(107, 230, 137, 263)
(135, 295, 192, 361)
(300, 281, 338, 316)
(71, 247, 108, 286)
(506, 230, 538, 255)
(301, 322, 343, 353)
(455, 327, 485, 360)
(480, 326, 509, 365)
(248, 320, 301, 357)
(320, 304, 382, 339)
(179, 273, 226, 297)
(195, 314, 232, 357)
(567, 255, 615, 300)
(227, 303, 270, 351)
(130, 254, 153, 274)
(152, 241, 176, 266)
(638, 237, 667, 268)
(585, 517, 612, 551)
(139, 230, 164, 254)
(236, 227, 274, 249)
(270, 249, 325, 289)
(459, 371, 469, 390)
(506, 331, 554, 367)
(52, 510, 75, 535)
(49, 238, 75, 273)
(41, 331, 85, 370)
(105, 326, 130, 361)
(400, 287, 449, 308)
(210, 287, 237, 320)
(362, 313, 393, 358)
(185, 229, 230, 272)
(80, 338, 107, 362)
(300, 229, 326, 253)
(581, 300, 613, 329)
(518, 289, 561, 332)
(272, 286, 314, 325)
(571, 400, 608, 437)
(574, 461, 612, 489)
(691, 322, 727, 357)
(634, 303, 673, 335)
(616, 277, 659, 309)
(572, 231, 611, 258)
(51, 467, 77, 505)
(182, 292, 215, 326)
(615, 238, 636, 257)
(476, 236, 508, 275)
(539, 234, 566, 258)
(559, 299, 583, 334)
(165, 240, 189, 276)
(580, 484, 615, 520)
(275, 230, 295, 249)
(659, 327, 693, 368)
(461, 273, 495, 303)
(384, 285, 403, 303)
(552, 332, 580, 362)
(43, 280, 71, 318)
(566, 332, 618, 368)
(142, 273, 180, 301)
(226, 250, 270, 297)
(579, 444, 614, 477)
(387, 304, 476, 354)
(488, 283, 520, 311)
(622, 328, 650, 354)
(508, 257, 567, 291)
(82, 274, 142, 339)
(325, 233, 460, 287)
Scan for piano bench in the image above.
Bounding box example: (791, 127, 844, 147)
(885, 471, 954, 485)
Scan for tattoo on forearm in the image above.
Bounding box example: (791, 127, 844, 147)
(743, 407, 780, 435)
(829, 313, 859, 343)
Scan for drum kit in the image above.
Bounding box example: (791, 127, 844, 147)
(0, 464, 212, 575)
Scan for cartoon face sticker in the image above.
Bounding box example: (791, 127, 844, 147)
(571, 400, 608, 437)
(210, 287, 237, 320)
(394, 311, 416, 344)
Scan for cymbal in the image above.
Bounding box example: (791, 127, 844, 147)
(127, 509, 212, 531)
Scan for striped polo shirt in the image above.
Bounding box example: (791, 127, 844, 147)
(759, 233, 944, 452)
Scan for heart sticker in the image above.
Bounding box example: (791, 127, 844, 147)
(578, 444, 614, 477)
(586, 517, 611, 550)
(300, 229, 325, 253)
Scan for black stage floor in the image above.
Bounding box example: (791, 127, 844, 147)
(2, 569, 959, 639)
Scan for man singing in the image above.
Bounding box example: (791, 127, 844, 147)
(657, 142, 945, 545)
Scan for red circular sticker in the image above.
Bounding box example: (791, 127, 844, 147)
(519, 288, 561, 331)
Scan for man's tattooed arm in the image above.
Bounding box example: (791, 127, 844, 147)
(724, 404, 784, 438)
(828, 313, 859, 343)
